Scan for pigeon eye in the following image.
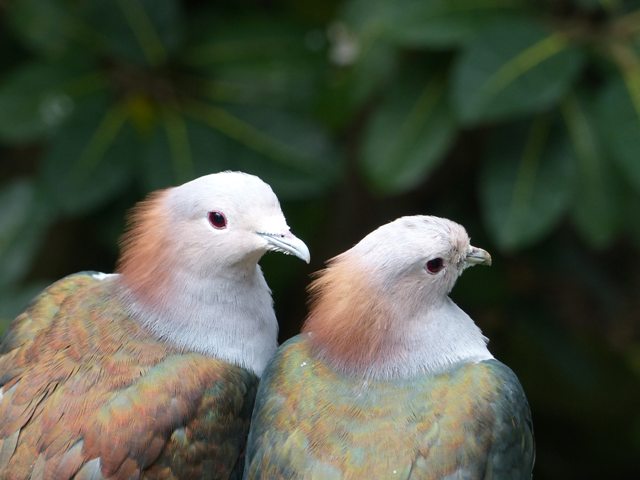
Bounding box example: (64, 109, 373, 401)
(208, 211, 227, 229)
(426, 258, 444, 274)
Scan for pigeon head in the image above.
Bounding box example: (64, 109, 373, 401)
(118, 171, 309, 306)
(303, 216, 491, 378)
(346, 216, 490, 299)
(162, 171, 309, 267)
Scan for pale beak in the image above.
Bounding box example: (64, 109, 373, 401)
(258, 231, 311, 264)
(465, 246, 492, 267)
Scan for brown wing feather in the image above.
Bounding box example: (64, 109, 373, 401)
(0, 273, 258, 480)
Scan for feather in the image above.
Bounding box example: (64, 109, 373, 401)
(74, 458, 104, 480)
(28, 454, 45, 480)
(117, 189, 173, 309)
(245, 216, 534, 479)
(0, 172, 308, 479)
(0, 430, 19, 471)
(53, 440, 85, 478)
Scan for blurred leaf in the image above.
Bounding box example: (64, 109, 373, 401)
(6, 0, 80, 56)
(185, 103, 339, 198)
(595, 74, 640, 193)
(452, 18, 584, 124)
(571, 0, 611, 10)
(625, 190, 640, 248)
(82, 0, 183, 65)
(141, 110, 228, 190)
(40, 95, 136, 215)
(185, 16, 324, 111)
(343, 0, 526, 48)
(0, 58, 103, 143)
(320, 42, 398, 128)
(0, 19, 27, 69)
(0, 282, 50, 336)
(480, 115, 574, 250)
(0, 181, 52, 289)
(360, 71, 455, 194)
(562, 92, 623, 248)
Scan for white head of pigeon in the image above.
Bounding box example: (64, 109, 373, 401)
(118, 171, 310, 376)
(303, 215, 493, 380)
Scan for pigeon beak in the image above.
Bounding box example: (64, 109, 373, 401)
(258, 231, 311, 264)
(465, 246, 492, 267)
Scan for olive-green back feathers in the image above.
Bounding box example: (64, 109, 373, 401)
(245, 336, 534, 479)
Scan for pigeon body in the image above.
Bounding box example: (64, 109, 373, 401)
(245, 216, 534, 479)
(0, 171, 309, 479)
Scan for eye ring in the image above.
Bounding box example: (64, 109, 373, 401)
(426, 257, 444, 274)
(208, 211, 227, 229)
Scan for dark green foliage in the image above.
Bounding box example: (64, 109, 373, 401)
(452, 18, 585, 124)
(0, 181, 52, 289)
(1, 1, 639, 478)
(361, 67, 456, 194)
(480, 115, 576, 251)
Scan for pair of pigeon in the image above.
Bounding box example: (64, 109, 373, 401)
(0, 171, 534, 479)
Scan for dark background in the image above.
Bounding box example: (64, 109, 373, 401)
(1, 1, 639, 478)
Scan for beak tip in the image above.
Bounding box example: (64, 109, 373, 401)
(466, 247, 492, 267)
(259, 231, 310, 264)
(297, 247, 311, 264)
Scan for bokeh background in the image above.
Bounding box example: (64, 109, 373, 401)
(1, 0, 639, 478)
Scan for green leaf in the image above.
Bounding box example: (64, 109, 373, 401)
(360, 71, 455, 194)
(40, 95, 136, 215)
(185, 15, 324, 111)
(342, 0, 526, 48)
(480, 115, 575, 251)
(184, 103, 339, 198)
(625, 189, 640, 248)
(562, 92, 623, 248)
(82, 0, 183, 65)
(140, 110, 229, 190)
(319, 43, 398, 129)
(595, 75, 640, 193)
(0, 181, 53, 289)
(6, 0, 80, 56)
(452, 18, 584, 124)
(0, 58, 103, 143)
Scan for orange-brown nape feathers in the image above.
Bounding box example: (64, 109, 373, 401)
(303, 255, 393, 371)
(117, 189, 173, 308)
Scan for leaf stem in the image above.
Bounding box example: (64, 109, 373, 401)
(608, 43, 640, 124)
(76, 104, 128, 175)
(117, 0, 167, 66)
(506, 114, 550, 230)
(483, 33, 569, 98)
(161, 107, 193, 182)
(183, 101, 314, 172)
(561, 94, 599, 191)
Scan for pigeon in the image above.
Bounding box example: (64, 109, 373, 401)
(245, 215, 534, 479)
(0, 171, 310, 479)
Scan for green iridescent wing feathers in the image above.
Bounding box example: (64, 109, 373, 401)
(0, 273, 258, 479)
(482, 361, 535, 479)
(245, 335, 534, 480)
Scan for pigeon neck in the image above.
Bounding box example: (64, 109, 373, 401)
(303, 259, 492, 380)
(117, 262, 278, 377)
(116, 191, 277, 376)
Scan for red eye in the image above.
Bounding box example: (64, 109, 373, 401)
(208, 211, 227, 229)
(426, 258, 444, 274)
